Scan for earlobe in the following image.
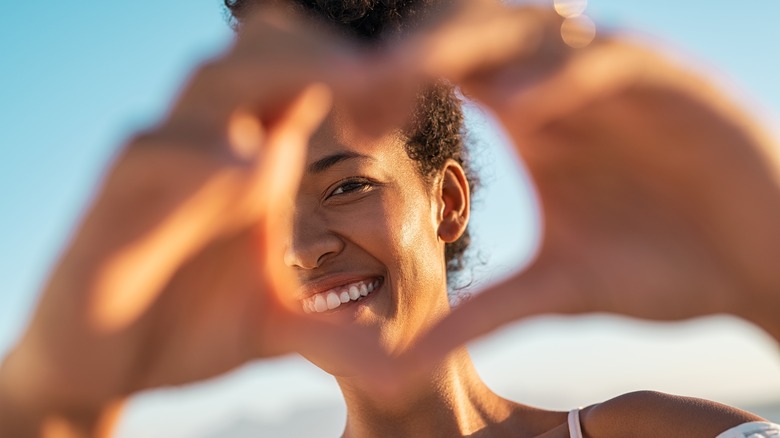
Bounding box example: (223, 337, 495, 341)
(437, 160, 470, 243)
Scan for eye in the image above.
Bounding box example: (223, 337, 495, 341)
(329, 177, 373, 197)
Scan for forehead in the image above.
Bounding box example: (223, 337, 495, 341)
(306, 110, 408, 165)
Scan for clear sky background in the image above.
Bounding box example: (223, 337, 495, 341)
(2, 1, 780, 436)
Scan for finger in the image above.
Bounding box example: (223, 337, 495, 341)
(476, 40, 647, 137)
(383, 2, 644, 139)
(168, 58, 339, 140)
(166, 18, 364, 152)
(386, 3, 564, 84)
(254, 83, 334, 311)
(400, 263, 586, 381)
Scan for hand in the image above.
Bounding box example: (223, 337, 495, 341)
(395, 1, 780, 370)
(0, 8, 384, 435)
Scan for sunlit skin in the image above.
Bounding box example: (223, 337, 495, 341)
(287, 114, 450, 353)
(0, 10, 396, 438)
(279, 105, 768, 437)
(285, 109, 576, 437)
(1, 2, 780, 437)
(392, 1, 780, 369)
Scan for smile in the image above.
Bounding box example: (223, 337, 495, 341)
(301, 278, 382, 314)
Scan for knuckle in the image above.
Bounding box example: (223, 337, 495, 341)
(193, 59, 231, 85)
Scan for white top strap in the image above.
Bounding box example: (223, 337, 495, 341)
(568, 408, 584, 438)
(715, 421, 780, 438)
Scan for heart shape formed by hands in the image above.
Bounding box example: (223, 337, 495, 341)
(3, 2, 780, 432)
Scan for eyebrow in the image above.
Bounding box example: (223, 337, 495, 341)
(306, 151, 371, 174)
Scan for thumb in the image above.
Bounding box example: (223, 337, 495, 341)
(258, 83, 333, 215)
(401, 264, 584, 381)
(253, 83, 333, 311)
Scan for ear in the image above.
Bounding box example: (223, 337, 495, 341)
(437, 160, 470, 243)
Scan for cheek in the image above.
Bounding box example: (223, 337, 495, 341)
(380, 189, 444, 286)
(394, 197, 440, 259)
(331, 189, 441, 269)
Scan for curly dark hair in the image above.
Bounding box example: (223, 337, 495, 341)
(224, 0, 478, 281)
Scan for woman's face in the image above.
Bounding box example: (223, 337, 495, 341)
(285, 112, 467, 375)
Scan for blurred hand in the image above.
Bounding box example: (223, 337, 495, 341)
(0, 7, 385, 435)
(395, 1, 780, 370)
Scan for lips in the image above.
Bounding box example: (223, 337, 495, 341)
(301, 277, 382, 314)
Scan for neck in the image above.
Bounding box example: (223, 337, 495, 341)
(337, 348, 515, 438)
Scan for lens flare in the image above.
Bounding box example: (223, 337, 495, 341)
(553, 0, 588, 18)
(561, 15, 596, 48)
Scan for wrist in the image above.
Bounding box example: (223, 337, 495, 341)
(0, 348, 125, 438)
(740, 286, 780, 344)
(0, 375, 44, 437)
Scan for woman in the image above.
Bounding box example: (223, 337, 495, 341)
(1, 0, 779, 436)
(222, 1, 776, 437)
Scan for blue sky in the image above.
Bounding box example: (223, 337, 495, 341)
(2, 1, 780, 435)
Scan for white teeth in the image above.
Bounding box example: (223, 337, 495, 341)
(314, 294, 327, 313)
(326, 292, 341, 310)
(302, 278, 381, 314)
(348, 286, 361, 300)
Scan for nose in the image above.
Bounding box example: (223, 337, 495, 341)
(283, 211, 344, 270)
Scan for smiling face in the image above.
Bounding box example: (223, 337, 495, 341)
(285, 111, 469, 374)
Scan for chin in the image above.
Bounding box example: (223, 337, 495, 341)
(299, 322, 398, 379)
(300, 336, 386, 379)
(304, 354, 362, 378)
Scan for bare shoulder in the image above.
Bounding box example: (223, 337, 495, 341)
(580, 390, 764, 438)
